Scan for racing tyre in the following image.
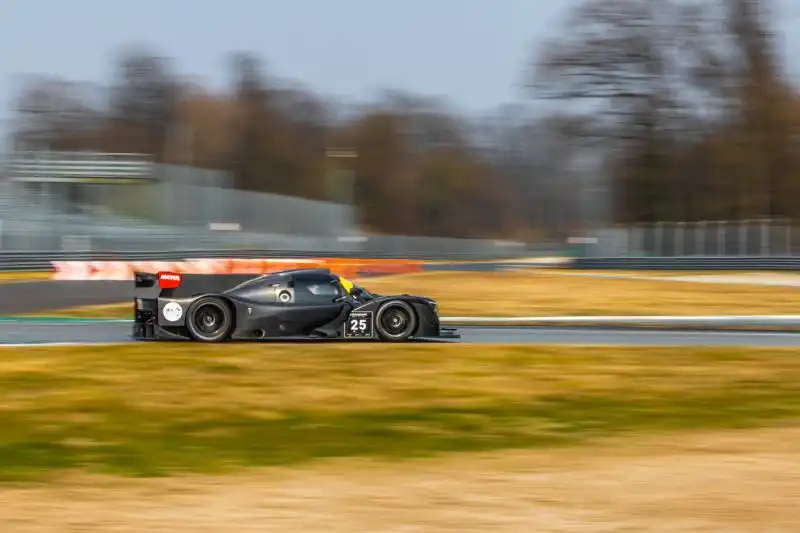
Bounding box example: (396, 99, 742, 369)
(375, 300, 417, 342)
(185, 296, 234, 342)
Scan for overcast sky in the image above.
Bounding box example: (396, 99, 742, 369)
(1, 0, 799, 134)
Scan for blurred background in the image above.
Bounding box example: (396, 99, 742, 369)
(1, 0, 799, 258)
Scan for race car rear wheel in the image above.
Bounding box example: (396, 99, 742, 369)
(375, 300, 417, 341)
(185, 296, 234, 342)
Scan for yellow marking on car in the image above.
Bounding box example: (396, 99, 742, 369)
(338, 277, 354, 294)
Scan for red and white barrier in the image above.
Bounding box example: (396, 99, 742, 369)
(51, 260, 223, 280)
(50, 257, 424, 280)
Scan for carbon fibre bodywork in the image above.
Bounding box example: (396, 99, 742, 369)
(131, 268, 459, 342)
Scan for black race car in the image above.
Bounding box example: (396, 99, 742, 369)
(132, 267, 459, 342)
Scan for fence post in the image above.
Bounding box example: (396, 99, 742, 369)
(655, 222, 662, 256)
(621, 224, 630, 257)
(634, 224, 643, 256)
(675, 222, 684, 256)
(760, 219, 768, 256)
(739, 220, 746, 256)
(696, 221, 705, 256)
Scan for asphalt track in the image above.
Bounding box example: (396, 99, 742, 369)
(0, 281, 130, 315)
(1, 320, 799, 346)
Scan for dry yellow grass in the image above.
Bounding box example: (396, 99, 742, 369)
(3, 344, 800, 530)
(551, 269, 800, 278)
(363, 271, 800, 315)
(2, 426, 799, 532)
(3, 343, 796, 416)
(0, 271, 51, 282)
(29, 270, 800, 318)
(2, 342, 800, 480)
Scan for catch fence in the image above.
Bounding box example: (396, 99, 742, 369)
(584, 219, 800, 257)
(0, 151, 549, 259)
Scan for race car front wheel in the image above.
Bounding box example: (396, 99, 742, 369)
(375, 300, 417, 341)
(186, 296, 234, 342)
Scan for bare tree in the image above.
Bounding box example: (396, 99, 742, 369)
(12, 75, 102, 151)
(107, 46, 180, 159)
(527, 0, 797, 224)
(528, 0, 737, 222)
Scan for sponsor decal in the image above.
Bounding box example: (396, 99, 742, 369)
(158, 271, 182, 289)
(162, 301, 183, 322)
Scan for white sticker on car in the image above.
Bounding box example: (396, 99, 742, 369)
(162, 301, 183, 322)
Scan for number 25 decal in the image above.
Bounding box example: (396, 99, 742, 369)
(345, 311, 372, 337)
(350, 318, 367, 331)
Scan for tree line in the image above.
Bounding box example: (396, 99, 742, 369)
(532, 0, 800, 224)
(8, 0, 799, 239)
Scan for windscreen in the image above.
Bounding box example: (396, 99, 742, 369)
(338, 276, 377, 299)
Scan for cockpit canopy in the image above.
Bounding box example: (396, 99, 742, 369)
(231, 268, 379, 303)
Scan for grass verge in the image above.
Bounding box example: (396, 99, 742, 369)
(0, 271, 52, 283)
(0, 343, 799, 480)
(25, 270, 800, 318)
(549, 269, 800, 278)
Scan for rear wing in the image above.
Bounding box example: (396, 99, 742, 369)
(134, 271, 262, 299)
(134, 272, 162, 301)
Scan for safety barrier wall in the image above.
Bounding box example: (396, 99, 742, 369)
(571, 256, 800, 270)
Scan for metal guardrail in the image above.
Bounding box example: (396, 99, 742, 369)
(4, 151, 153, 182)
(572, 256, 800, 270)
(584, 219, 800, 258)
(7, 252, 799, 273)
(5, 252, 798, 273)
